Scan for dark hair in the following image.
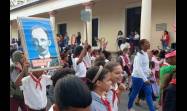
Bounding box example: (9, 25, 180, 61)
(87, 45, 91, 51)
(136, 39, 148, 54)
(51, 68, 75, 86)
(94, 55, 106, 66)
(164, 30, 168, 35)
(54, 75, 92, 110)
(56, 34, 60, 37)
(104, 61, 120, 72)
(118, 30, 123, 36)
(78, 32, 81, 36)
(60, 53, 68, 60)
(117, 50, 123, 56)
(152, 50, 159, 56)
(159, 50, 166, 59)
(73, 46, 83, 57)
(149, 61, 155, 69)
(102, 50, 111, 60)
(86, 66, 109, 90)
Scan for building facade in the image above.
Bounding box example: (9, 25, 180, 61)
(10, 0, 176, 51)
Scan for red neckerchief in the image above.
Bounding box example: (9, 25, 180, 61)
(123, 54, 129, 64)
(111, 89, 118, 105)
(170, 78, 176, 85)
(123, 54, 131, 73)
(100, 97, 112, 111)
(30, 73, 42, 90)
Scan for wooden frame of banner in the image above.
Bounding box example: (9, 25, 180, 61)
(17, 17, 61, 72)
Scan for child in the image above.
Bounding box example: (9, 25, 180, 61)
(53, 75, 92, 111)
(72, 41, 88, 81)
(151, 49, 164, 84)
(94, 55, 106, 67)
(83, 45, 92, 69)
(116, 47, 131, 86)
(47, 68, 75, 110)
(20, 70, 52, 111)
(86, 66, 112, 111)
(60, 53, 70, 68)
(104, 62, 126, 111)
(10, 51, 28, 111)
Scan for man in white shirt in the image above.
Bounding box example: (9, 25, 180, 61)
(31, 27, 52, 59)
(128, 39, 155, 111)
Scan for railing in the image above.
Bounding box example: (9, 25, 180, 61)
(10, 0, 41, 10)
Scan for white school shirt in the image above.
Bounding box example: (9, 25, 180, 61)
(132, 51, 151, 82)
(107, 83, 118, 111)
(83, 52, 92, 68)
(72, 57, 87, 77)
(20, 74, 52, 110)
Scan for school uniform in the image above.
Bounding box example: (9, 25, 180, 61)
(83, 52, 92, 68)
(151, 55, 164, 79)
(20, 73, 52, 111)
(91, 91, 112, 111)
(107, 83, 119, 111)
(120, 54, 131, 76)
(72, 57, 87, 78)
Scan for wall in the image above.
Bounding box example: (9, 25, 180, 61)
(54, 0, 141, 51)
(151, 0, 176, 49)
(11, 20, 18, 39)
(10, 0, 176, 51)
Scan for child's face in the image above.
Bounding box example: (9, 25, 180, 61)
(99, 72, 112, 92)
(110, 65, 123, 84)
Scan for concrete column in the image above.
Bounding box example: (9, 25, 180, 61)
(82, 1, 95, 46)
(140, 0, 152, 41)
(49, 11, 56, 31)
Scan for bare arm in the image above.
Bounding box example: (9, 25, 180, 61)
(160, 74, 173, 89)
(77, 41, 88, 64)
(15, 63, 29, 87)
(116, 83, 126, 98)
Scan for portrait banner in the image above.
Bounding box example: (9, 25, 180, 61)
(17, 17, 61, 71)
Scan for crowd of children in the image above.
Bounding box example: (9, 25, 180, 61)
(10, 34, 176, 111)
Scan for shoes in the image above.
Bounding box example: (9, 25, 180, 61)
(127, 109, 135, 111)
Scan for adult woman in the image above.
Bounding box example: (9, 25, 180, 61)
(116, 30, 125, 50)
(127, 39, 155, 111)
(161, 31, 170, 49)
(76, 32, 81, 45)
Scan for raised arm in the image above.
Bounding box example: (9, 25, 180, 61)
(76, 41, 88, 64)
(15, 62, 29, 87)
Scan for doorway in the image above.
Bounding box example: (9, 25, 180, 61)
(92, 18, 98, 46)
(126, 7, 141, 37)
(58, 23, 67, 35)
